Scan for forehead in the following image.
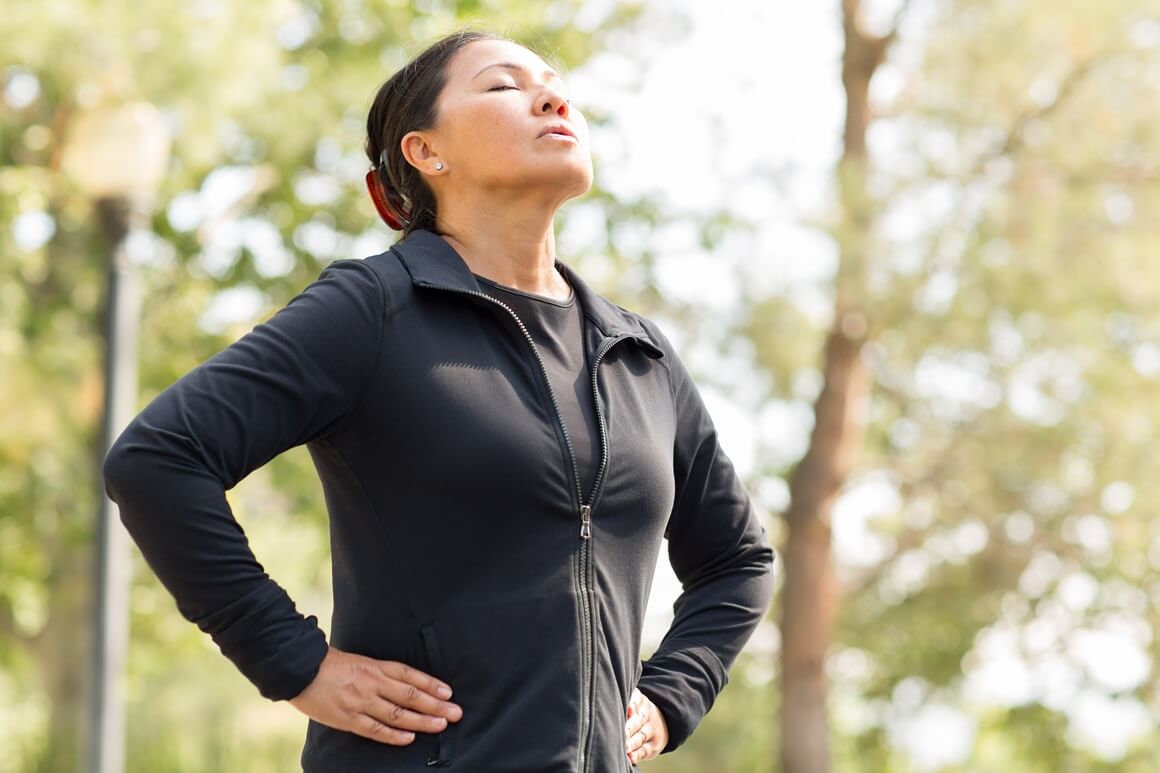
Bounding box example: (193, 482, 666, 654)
(445, 39, 556, 83)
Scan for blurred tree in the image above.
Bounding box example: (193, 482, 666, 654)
(775, 1, 891, 770)
(0, 1, 641, 769)
(745, 0, 1160, 770)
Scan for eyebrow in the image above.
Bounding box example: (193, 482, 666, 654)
(472, 62, 564, 83)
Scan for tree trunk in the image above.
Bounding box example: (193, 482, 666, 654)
(779, 323, 868, 773)
(777, 1, 896, 771)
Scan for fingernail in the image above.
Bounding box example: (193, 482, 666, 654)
(401, 731, 415, 742)
(437, 685, 452, 699)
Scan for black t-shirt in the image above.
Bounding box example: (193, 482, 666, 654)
(474, 273, 600, 499)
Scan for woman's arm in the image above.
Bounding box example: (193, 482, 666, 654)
(103, 259, 388, 701)
(635, 325, 777, 753)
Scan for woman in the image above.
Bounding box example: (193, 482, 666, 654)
(104, 29, 775, 772)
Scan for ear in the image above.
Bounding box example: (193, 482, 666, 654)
(400, 131, 444, 175)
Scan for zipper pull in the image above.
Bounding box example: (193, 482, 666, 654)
(580, 505, 592, 540)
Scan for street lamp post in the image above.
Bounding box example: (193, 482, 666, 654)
(61, 100, 170, 773)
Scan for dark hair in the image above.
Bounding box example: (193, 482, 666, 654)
(365, 29, 504, 236)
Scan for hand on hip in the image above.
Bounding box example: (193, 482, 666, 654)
(288, 646, 462, 745)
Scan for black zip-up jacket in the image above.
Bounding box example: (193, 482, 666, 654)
(103, 230, 776, 772)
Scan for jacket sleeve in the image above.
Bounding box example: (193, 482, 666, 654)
(102, 259, 387, 701)
(634, 326, 776, 752)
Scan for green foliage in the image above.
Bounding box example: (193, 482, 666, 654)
(757, 0, 1160, 769)
(3, 0, 1160, 769)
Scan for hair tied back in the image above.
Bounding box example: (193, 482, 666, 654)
(365, 167, 408, 231)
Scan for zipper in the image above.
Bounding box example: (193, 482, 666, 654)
(576, 335, 623, 771)
(577, 505, 594, 772)
(416, 280, 632, 773)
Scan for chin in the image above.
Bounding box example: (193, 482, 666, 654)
(491, 156, 593, 201)
(551, 157, 594, 200)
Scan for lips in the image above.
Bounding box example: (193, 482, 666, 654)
(538, 122, 577, 141)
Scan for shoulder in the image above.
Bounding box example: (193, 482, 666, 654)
(316, 248, 416, 321)
(626, 313, 708, 407)
(630, 313, 677, 356)
(358, 247, 413, 293)
(612, 306, 681, 372)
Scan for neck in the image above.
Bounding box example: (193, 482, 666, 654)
(434, 193, 571, 301)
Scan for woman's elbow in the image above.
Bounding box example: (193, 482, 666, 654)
(101, 416, 166, 512)
(101, 428, 138, 505)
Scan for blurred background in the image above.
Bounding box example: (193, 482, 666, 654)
(2, 0, 1159, 770)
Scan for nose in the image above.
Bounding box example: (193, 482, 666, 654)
(538, 84, 569, 118)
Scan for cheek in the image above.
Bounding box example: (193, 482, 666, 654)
(448, 107, 525, 163)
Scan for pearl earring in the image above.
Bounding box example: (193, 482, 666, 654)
(434, 162, 444, 171)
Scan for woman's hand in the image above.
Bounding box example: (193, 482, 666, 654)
(289, 646, 462, 745)
(625, 687, 669, 765)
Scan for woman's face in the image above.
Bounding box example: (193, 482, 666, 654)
(411, 39, 593, 205)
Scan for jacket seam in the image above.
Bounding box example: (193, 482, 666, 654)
(647, 330, 681, 538)
(324, 259, 418, 441)
(660, 351, 677, 407)
(327, 444, 421, 625)
(320, 260, 386, 439)
(635, 319, 678, 403)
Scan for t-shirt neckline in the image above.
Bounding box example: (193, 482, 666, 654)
(473, 273, 576, 308)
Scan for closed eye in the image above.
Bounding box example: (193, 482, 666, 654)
(488, 84, 519, 92)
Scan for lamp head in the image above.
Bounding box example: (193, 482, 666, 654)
(61, 101, 171, 201)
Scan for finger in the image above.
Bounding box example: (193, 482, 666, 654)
(379, 660, 454, 700)
(629, 739, 657, 764)
(352, 713, 418, 746)
(624, 710, 646, 741)
(626, 709, 651, 752)
(378, 678, 463, 722)
(367, 698, 452, 734)
(626, 688, 645, 720)
(626, 727, 649, 754)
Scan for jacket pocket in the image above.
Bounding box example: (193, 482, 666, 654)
(420, 622, 456, 767)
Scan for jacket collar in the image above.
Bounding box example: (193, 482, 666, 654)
(390, 230, 665, 359)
